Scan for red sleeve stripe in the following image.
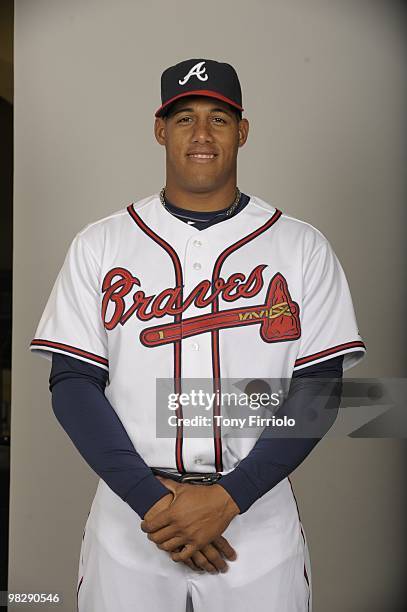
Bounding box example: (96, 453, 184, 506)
(30, 339, 109, 367)
(294, 341, 366, 367)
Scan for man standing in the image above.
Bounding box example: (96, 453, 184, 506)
(31, 59, 366, 611)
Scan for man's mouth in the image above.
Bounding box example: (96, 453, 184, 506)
(187, 153, 218, 161)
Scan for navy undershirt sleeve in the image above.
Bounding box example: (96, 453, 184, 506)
(50, 353, 343, 518)
(49, 354, 171, 519)
(218, 356, 344, 513)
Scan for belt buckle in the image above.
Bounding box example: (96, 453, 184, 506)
(180, 472, 222, 485)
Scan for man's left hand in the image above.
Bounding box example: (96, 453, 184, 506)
(140, 477, 240, 562)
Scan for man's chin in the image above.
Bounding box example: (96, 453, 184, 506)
(182, 176, 223, 194)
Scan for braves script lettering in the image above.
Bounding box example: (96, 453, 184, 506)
(101, 265, 301, 347)
(101, 264, 266, 330)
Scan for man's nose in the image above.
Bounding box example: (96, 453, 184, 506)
(191, 118, 214, 143)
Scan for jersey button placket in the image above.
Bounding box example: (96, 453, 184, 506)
(181, 237, 214, 472)
(182, 237, 208, 359)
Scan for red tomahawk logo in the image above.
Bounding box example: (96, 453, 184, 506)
(140, 273, 301, 347)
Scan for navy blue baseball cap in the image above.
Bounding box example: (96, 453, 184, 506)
(155, 58, 244, 118)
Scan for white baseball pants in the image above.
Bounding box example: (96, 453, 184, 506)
(77, 478, 311, 611)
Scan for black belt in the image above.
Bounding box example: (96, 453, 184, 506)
(151, 467, 222, 485)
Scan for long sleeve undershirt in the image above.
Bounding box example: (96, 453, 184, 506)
(49, 353, 343, 518)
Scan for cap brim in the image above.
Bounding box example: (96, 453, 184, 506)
(155, 90, 243, 117)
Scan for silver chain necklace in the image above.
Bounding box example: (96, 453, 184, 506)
(159, 187, 241, 218)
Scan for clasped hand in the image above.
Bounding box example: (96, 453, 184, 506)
(140, 476, 240, 573)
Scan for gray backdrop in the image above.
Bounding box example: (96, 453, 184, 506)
(11, 1, 406, 610)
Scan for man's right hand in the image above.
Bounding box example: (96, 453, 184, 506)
(143, 493, 237, 573)
(181, 536, 237, 574)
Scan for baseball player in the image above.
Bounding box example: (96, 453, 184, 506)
(30, 58, 366, 611)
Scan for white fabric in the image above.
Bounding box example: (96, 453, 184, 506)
(30, 232, 109, 370)
(77, 479, 311, 612)
(30, 193, 365, 611)
(30, 194, 365, 471)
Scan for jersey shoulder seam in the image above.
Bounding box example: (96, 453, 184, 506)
(279, 212, 329, 241)
(247, 194, 276, 216)
(76, 208, 128, 236)
(75, 194, 158, 237)
(248, 195, 328, 241)
(130, 193, 158, 212)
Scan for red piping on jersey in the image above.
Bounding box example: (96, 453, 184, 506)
(211, 208, 283, 471)
(127, 204, 186, 473)
(294, 340, 366, 368)
(30, 339, 109, 367)
(287, 476, 311, 611)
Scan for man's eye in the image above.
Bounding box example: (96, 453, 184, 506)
(213, 117, 226, 124)
(177, 116, 192, 123)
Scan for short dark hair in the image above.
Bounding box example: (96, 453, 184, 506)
(232, 108, 243, 121)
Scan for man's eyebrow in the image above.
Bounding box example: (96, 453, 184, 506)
(210, 107, 232, 116)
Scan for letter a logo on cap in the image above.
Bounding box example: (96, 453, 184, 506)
(178, 61, 209, 86)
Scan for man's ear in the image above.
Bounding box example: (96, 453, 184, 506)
(238, 118, 249, 147)
(154, 117, 166, 145)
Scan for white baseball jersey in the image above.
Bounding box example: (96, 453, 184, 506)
(31, 193, 365, 611)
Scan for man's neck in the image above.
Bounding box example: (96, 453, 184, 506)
(163, 182, 238, 212)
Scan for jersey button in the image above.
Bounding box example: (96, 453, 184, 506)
(193, 262, 202, 270)
(194, 457, 202, 465)
(193, 239, 202, 247)
(191, 342, 199, 351)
